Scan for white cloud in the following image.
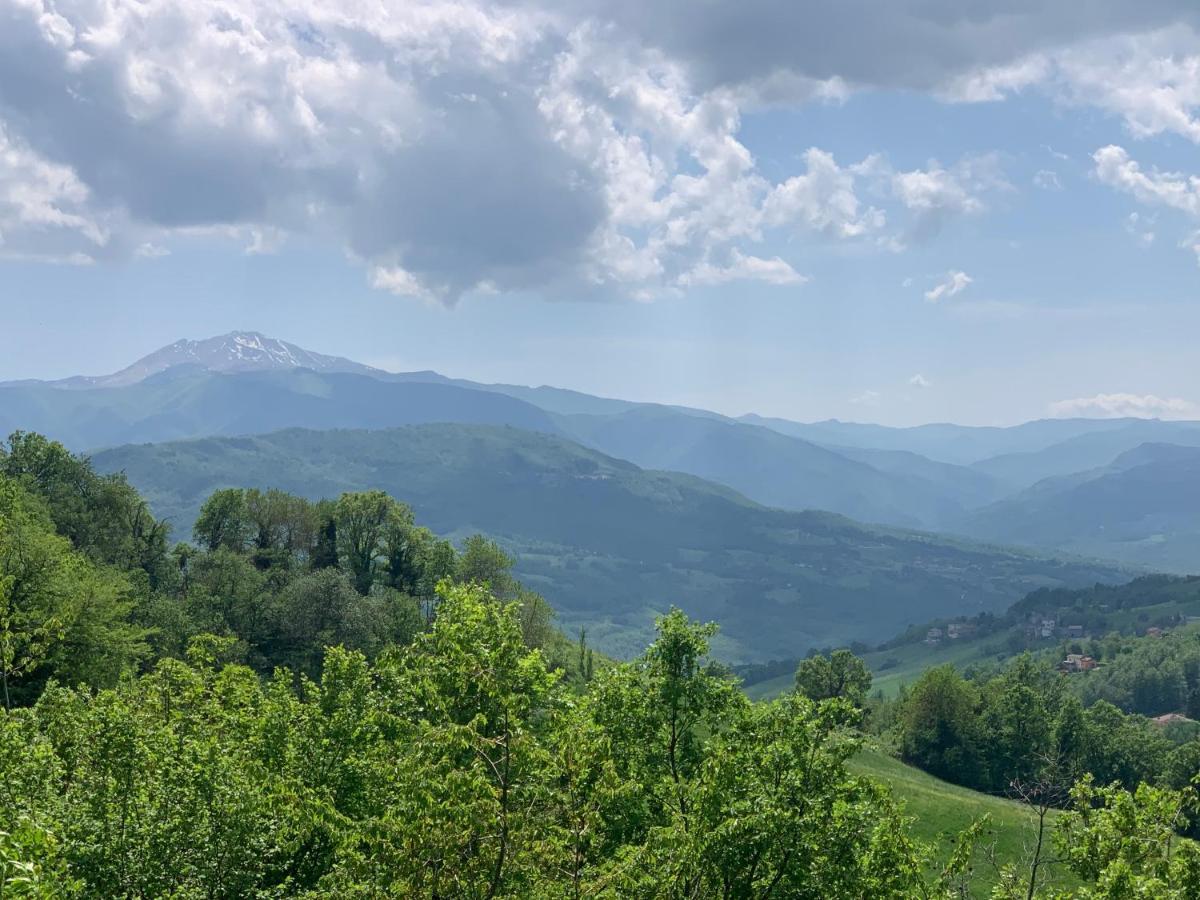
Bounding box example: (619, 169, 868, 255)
(938, 55, 1050, 103)
(924, 270, 973, 302)
(0, 123, 114, 262)
(887, 155, 1001, 241)
(1033, 169, 1062, 191)
(849, 389, 881, 406)
(1053, 28, 1200, 144)
(1049, 392, 1198, 419)
(678, 250, 807, 287)
(134, 242, 169, 258)
(0, 0, 1026, 303)
(9, 0, 1200, 301)
(762, 148, 885, 238)
(370, 265, 435, 302)
(1093, 145, 1200, 216)
(1179, 230, 1200, 264)
(908, 373, 931, 388)
(1126, 212, 1156, 247)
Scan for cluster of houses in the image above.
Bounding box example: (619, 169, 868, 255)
(923, 621, 977, 645)
(1022, 616, 1087, 641)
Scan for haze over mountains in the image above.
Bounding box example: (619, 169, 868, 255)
(5, 330, 1199, 656)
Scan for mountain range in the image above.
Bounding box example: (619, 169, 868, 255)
(4, 331, 1200, 572)
(91, 424, 1126, 662)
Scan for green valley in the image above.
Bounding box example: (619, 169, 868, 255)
(92, 424, 1128, 661)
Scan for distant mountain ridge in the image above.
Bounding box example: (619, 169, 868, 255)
(957, 442, 1200, 572)
(2, 331, 385, 390)
(0, 369, 560, 450)
(6, 330, 1200, 558)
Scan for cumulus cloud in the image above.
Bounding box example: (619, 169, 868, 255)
(1053, 28, 1200, 144)
(5, 0, 1200, 302)
(0, 122, 115, 262)
(544, 1, 1197, 99)
(1093, 146, 1200, 216)
(762, 148, 885, 238)
(924, 270, 972, 302)
(678, 250, 807, 287)
(1049, 392, 1198, 419)
(889, 158, 998, 240)
(2, 0, 948, 302)
(908, 373, 931, 388)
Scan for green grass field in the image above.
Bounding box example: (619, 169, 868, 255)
(853, 747, 1078, 897)
(744, 632, 1006, 702)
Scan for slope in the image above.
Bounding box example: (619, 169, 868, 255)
(741, 414, 1186, 466)
(92, 424, 1127, 662)
(958, 443, 1200, 572)
(554, 407, 996, 529)
(970, 420, 1200, 489)
(0, 369, 559, 450)
(851, 748, 1077, 897)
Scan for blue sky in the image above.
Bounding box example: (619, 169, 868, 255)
(3, 1, 1200, 426)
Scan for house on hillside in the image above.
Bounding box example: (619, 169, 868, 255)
(1059, 654, 1097, 673)
(1064, 624, 1085, 639)
(1146, 626, 1165, 638)
(1040, 618, 1057, 639)
(925, 627, 943, 645)
(947, 622, 976, 640)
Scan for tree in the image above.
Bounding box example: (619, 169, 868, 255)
(334, 491, 408, 595)
(1055, 777, 1200, 898)
(1, 432, 169, 584)
(324, 582, 561, 896)
(899, 665, 982, 786)
(193, 488, 251, 553)
(310, 504, 339, 570)
(795, 648, 872, 706)
(456, 534, 517, 598)
(688, 693, 925, 898)
(0, 476, 147, 706)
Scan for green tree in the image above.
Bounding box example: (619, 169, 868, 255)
(335, 491, 407, 595)
(899, 664, 982, 786)
(456, 534, 517, 598)
(1055, 777, 1200, 898)
(794, 648, 872, 706)
(0, 477, 147, 706)
(192, 488, 251, 553)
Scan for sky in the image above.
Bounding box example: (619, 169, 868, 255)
(3, 1, 1200, 426)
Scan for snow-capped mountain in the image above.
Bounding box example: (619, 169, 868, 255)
(20, 332, 390, 389)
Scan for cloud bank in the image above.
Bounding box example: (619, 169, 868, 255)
(1049, 392, 1198, 419)
(4, 0, 1200, 301)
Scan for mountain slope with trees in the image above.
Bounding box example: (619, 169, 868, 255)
(958, 444, 1200, 571)
(554, 406, 997, 528)
(92, 424, 1128, 662)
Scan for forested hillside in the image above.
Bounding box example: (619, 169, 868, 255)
(958, 444, 1200, 571)
(92, 425, 1128, 661)
(1, 431, 1196, 897)
(554, 406, 999, 528)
